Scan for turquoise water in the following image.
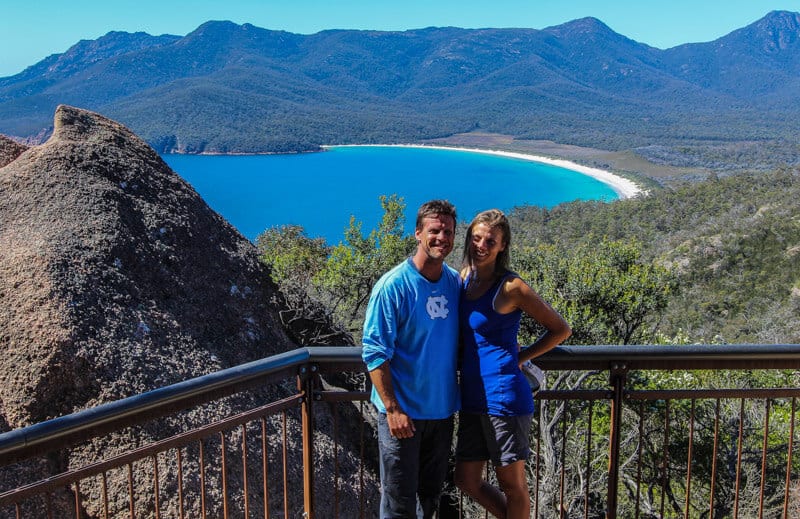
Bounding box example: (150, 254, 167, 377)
(163, 146, 617, 244)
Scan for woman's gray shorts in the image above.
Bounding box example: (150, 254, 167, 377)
(455, 412, 532, 467)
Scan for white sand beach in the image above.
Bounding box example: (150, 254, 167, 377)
(329, 144, 645, 199)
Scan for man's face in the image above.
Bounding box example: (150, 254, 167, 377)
(415, 214, 455, 262)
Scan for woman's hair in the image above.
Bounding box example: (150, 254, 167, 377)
(416, 199, 457, 230)
(461, 209, 511, 275)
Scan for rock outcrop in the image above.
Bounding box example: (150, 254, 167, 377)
(0, 135, 27, 167)
(0, 106, 378, 517)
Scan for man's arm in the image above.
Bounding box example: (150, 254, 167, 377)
(369, 363, 416, 439)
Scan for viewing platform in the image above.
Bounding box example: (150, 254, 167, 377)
(2, 344, 799, 518)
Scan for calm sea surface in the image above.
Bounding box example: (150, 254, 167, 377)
(163, 146, 617, 244)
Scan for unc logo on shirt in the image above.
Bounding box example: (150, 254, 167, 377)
(426, 294, 450, 319)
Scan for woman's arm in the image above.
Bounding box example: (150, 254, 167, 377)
(498, 276, 572, 364)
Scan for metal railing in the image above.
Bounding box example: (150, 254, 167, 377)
(1, 344, 799, 518)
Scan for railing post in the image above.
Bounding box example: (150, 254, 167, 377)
(299, 363, 319, 519)
(606, 362, 627, 519)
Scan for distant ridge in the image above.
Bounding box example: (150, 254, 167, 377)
(1, 32, 181, 84)
(661, 10, 800, 100)
(0, 11, 798, 157)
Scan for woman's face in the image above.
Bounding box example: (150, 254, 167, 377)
(469, 222, 506, 268)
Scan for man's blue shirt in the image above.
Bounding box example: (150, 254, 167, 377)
(362, 258, 461, 419)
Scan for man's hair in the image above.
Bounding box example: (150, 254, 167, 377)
(462, 208, 511, 274)
(415, 199, 457, 230)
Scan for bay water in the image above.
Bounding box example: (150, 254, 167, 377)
(163, 146, 617, 244)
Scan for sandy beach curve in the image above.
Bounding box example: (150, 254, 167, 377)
(327, 144, 645, 199)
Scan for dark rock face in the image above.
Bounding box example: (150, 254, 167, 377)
(0, 106, 378, 517)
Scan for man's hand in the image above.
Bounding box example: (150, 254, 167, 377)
(386, 407, 416, 439)
(369, 363, 417, 438)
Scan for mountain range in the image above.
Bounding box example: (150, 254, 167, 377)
(0, 11, 798, 155)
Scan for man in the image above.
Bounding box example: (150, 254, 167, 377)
(362, 199, 461, 518)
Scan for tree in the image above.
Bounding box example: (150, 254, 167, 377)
(314, 194, 416, 335)
(257, 224, 329, 284)
(256, 195, 416, 342)
(516, 238, 676, 345)
(503, 238, 675, 516)
(256, 224, 351, 345)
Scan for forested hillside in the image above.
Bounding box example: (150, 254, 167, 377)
(509, 166, 800, 344)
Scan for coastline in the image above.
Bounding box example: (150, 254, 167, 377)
(326, 144, 645, 199)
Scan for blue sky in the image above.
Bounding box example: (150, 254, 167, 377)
(1, 0, 798, 77)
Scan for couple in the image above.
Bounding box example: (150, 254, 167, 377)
(362, 200, 572, 518)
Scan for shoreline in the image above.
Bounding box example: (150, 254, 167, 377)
(326, 144, 645, 199)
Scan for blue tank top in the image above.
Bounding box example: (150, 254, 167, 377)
(459, 272, 535, 416)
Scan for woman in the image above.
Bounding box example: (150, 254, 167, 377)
(454, 209, 571, 519)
